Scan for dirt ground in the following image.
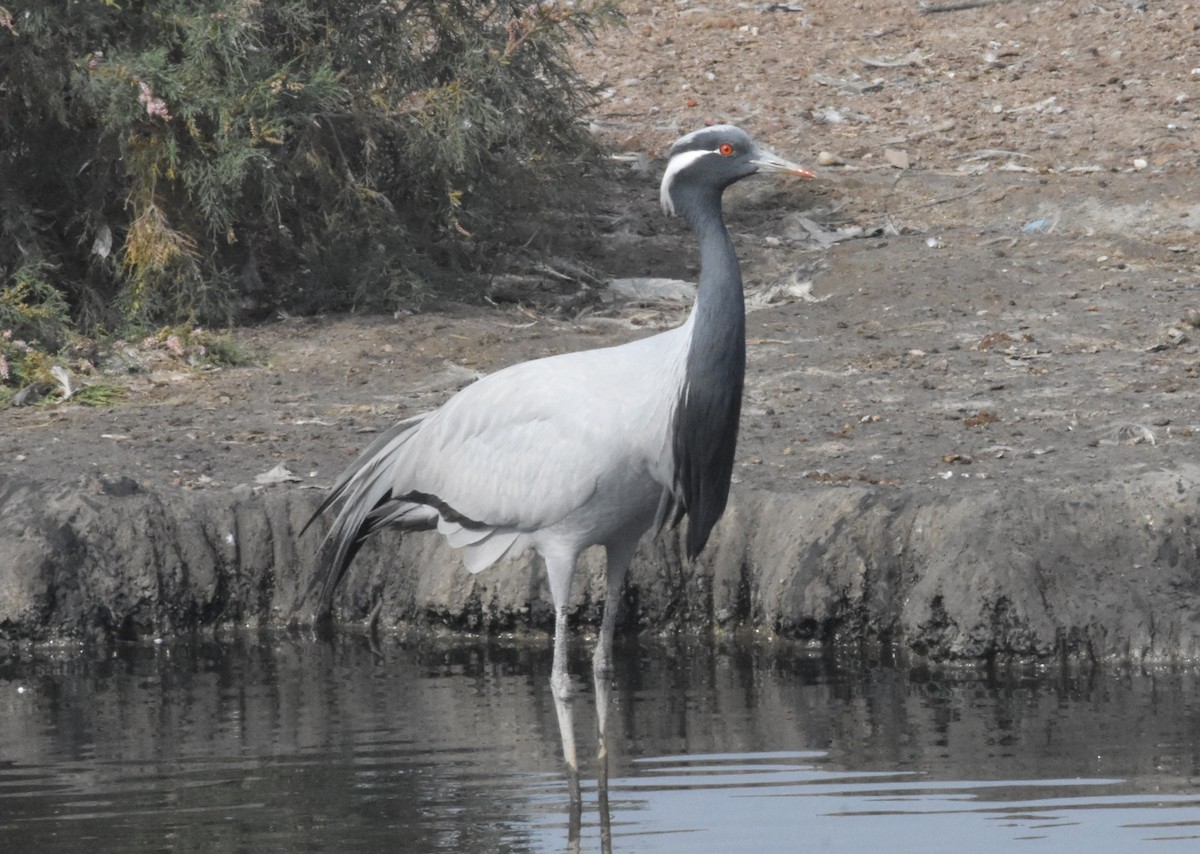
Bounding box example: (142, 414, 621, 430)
(4, 0, 1200, 553)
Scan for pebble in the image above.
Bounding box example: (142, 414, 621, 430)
(816, 150, 844, 166)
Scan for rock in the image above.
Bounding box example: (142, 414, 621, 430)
(606, 277, 696, 303)
(884, 148, 910, 170)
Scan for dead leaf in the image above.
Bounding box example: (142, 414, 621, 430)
(942, 452, 973, 464)
(255, 464, 301, 485)
(859, 49, 930, 68)
(964, 411, 1000, 428)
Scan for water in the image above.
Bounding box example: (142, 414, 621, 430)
(2, 634, 1199, 852)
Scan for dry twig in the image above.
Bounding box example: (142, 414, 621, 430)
(919, 0, 1017, 13)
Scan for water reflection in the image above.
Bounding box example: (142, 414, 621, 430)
(1, 634, 1198, 852)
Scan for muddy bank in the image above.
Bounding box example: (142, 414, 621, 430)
(4, 459, 1200, 663)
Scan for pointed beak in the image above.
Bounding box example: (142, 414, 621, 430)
(750, 149, 817, 180)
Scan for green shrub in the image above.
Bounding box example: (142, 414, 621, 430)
(0, 261, 73, 349)
(0, 0, 615, 332)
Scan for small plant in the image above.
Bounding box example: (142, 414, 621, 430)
(0, 262, 73, 351)
(70, 382, 125, 406)
(0, 261, 96, 406)
(0, 327, 123, 407)
(0, 329, 50, 388)
(139, 325, 255, 368)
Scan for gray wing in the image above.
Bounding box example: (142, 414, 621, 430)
(396, 339, 681, 530)
(305, 328, 689, 613)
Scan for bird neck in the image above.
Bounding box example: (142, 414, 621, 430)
(684, 194, 745, 360)
(670, 188, 746, 560)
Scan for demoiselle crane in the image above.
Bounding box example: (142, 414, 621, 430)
(303, 124, 813, 771)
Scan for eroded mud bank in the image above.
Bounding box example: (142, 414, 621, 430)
(4, 464, 1198, 663)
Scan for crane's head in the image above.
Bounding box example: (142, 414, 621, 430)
(659, 125, 815, 217)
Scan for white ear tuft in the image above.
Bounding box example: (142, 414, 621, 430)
(659, 148, 711, 217)
(660, 180, 677, 216)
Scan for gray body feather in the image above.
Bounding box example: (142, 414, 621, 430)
(305, 322, 693, 613)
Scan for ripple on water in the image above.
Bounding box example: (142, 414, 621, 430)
(2, 636, 1199, 853)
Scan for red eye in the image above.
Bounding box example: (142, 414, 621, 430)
(718, 143, 735, 156)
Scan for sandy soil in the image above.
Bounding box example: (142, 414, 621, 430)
(3, 0, 1199, 544)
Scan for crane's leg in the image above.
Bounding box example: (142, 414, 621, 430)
(551, 603, 579, 775)
(545, 551, 581, 795)
(594, 539, 636, 760)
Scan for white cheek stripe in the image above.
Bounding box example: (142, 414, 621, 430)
(660, 148, 716, 215)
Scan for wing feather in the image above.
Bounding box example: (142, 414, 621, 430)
(305, 326, 691, 616)
(461, 530, 526, 574)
